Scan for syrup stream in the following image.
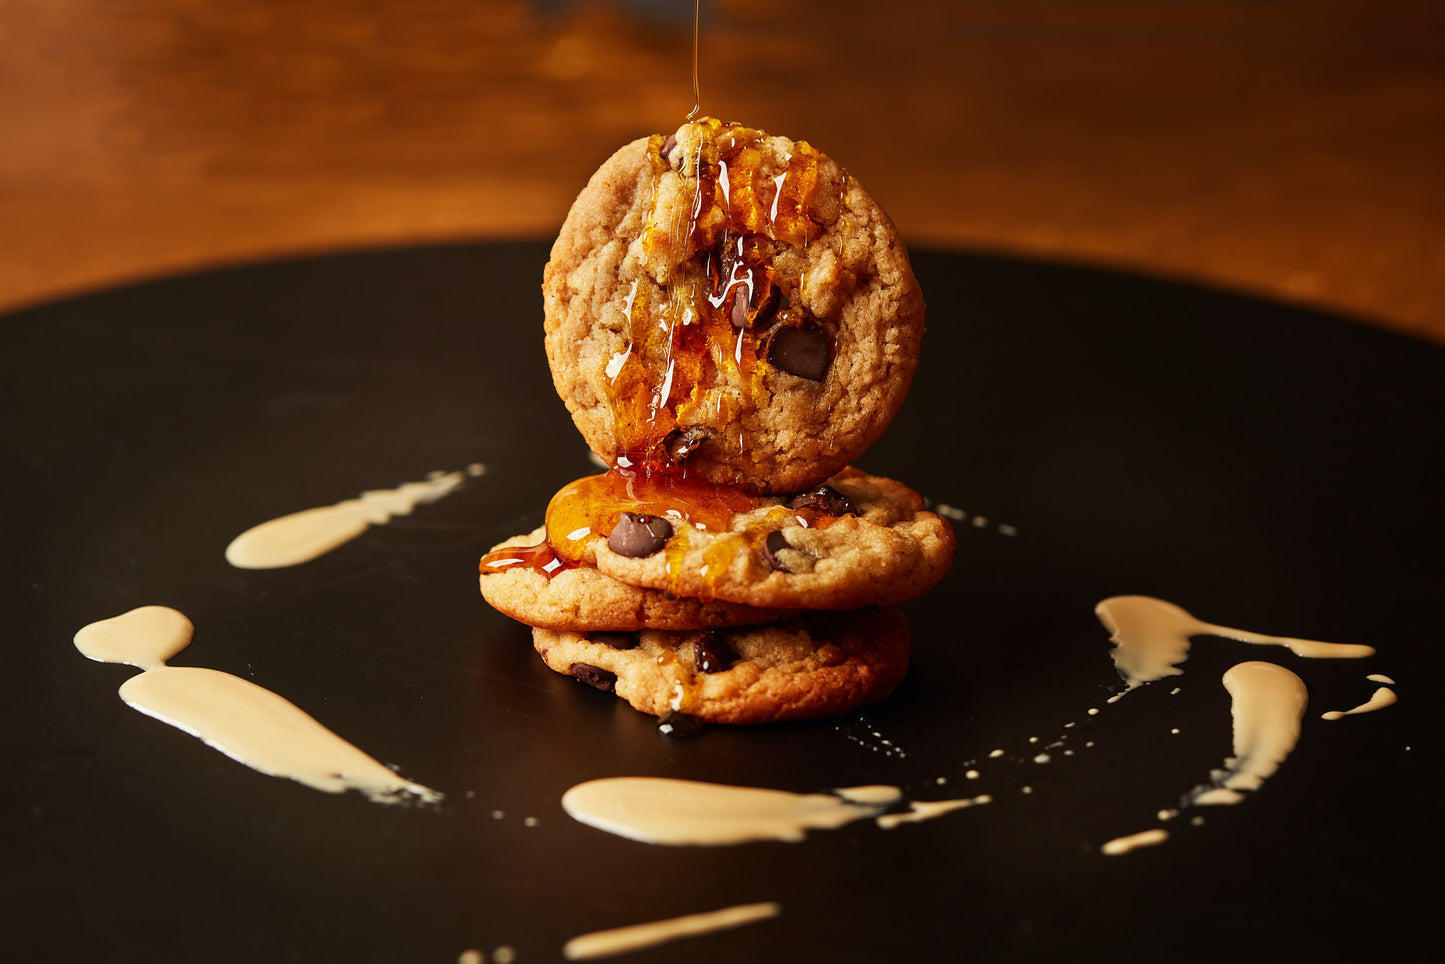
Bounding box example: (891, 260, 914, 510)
(685, 0, 701, 121)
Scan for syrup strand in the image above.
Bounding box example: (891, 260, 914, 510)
(685, 0, 701, 121)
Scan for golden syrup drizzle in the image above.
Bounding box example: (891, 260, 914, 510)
(479, 464, 765, 580)
(479, 464, 847, 583)
(479, 541, 568, 578)
(545, 464, 760, 563)
(609, 121, 831, 472)
(685, 0, 701, 122)
(674, 505, 803, 602)
(656, 648, 701, 714)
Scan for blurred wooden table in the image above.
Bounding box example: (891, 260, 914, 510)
(3, 0, 1442, 343)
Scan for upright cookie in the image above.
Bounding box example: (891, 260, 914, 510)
(532, 607, 911, 724)
(480, 526, 790, 631)
(544, 117, 925, 494)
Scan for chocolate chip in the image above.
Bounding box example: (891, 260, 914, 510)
(657, 710, 705, 738)
(660, 133, 677, 162)
(726, 283, 749, 328)
(569, 663, 617, 692)
(786, 484, 858, 517)
(608, 512, 673, 558)
(725, 278, 781, 330)
(663, 426, 710, 463)
(712, 238, 741, 292)
(761, 529, 793, 571)
(692, 632, 737, 673)
(753, 283, 781, 328)
(766, 323, 831, 380)
(590, 631, 640, 651)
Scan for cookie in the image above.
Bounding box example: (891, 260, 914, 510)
(480, 527, 790, 631)
(543, 117, 925, 494)
(592, 467, 955, 611)
(532, 607, 911, 724)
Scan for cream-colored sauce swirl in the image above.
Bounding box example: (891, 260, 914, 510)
(561, 778, 900, 845)
(1322, 684, 1398, 720)
(225, 465, 483, 569)
(1189, 661, 1309, 805)
(75, 605, 440, 804)
(1100, 828, 1170, 856)
(563, 902, 780, 960)
(1095, 595, 1374, 690)
(1092, 598, 1383, 853)
(876, 794, 992, 829)
(562, 776, 999, 845)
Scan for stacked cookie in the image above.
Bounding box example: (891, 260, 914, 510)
(480, 119, 955, 726)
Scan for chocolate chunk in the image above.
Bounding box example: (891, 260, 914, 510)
(608, 512, 673, 558)
(726, 283, 749, 328)
(657, 710, 705, 738)
(786, 484, 858, 517)
(766, 323, 831, 380)
(663, 426, 710, 463)
(692, 632, 737, 673)
(660, 133, 677, 163)
(725, 277, 781, 330)
(590, 631, 640, 651)
(753, 282, 781, 328)
(569, 663, 617, 692)
(761, 529, 793, 571)
(712, 238, 741, 294)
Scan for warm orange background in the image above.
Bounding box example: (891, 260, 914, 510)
(3, 0, 1442, 343)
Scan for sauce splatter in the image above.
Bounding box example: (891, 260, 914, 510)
(226, 465, 483, 569)
(563, 901, 779, 960)
(75, 606, 440, 804)
(1188, 661, 1309, 806)
(561, 777, 901, 845)
(1096, 595, 1374, 690)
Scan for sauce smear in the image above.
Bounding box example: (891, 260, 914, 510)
(563, 901, 779, 960)
(1096, 595, 1375, 690)
(75, 606, 440, 804)
(227, 465, 482, 569)
(561, 777, 901, 845)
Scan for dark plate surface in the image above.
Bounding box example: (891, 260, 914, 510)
(4, 241, 1440, 962)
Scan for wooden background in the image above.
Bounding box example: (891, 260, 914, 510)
(3, 0, 1442, 344)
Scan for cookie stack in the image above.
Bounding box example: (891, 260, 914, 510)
(480, 119, 955, 726)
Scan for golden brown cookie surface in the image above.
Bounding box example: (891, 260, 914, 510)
(480, 527, 790, 631)
(591, 468, 956, 611)
(543, 118, 925, 494)
(532, 607, 911, 724)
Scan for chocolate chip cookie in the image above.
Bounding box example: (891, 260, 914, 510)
(543, 117, 925, 494)
(592, 467, 956, 611)
(532, 607, 911, 724)
(480, 527, 789, 631)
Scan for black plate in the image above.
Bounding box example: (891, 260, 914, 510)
(4, 242, 1440, 962)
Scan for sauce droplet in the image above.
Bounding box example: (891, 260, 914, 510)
(1101, 828, 1171, 856)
